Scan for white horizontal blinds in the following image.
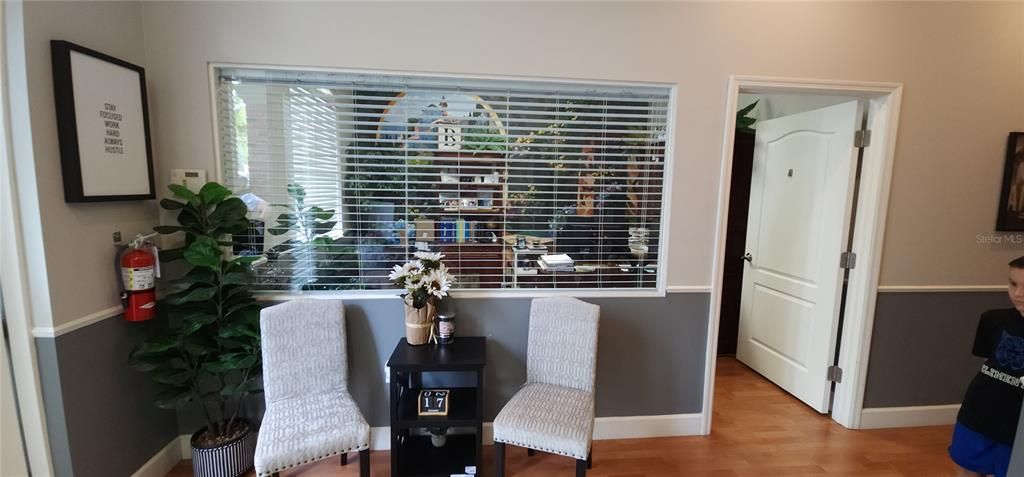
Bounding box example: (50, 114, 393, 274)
(216, 67, 669, 292)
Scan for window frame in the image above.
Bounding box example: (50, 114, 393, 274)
(207, 62, 677, 299)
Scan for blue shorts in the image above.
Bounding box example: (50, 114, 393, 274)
(949, 422, 1011, 477)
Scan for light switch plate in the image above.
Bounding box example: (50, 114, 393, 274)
(170, 169, 207, 192)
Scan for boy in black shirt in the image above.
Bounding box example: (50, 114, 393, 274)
(950, 256, 1024, 477)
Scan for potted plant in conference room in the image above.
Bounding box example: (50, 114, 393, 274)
(389, 252, 455, 345)
(130, 182, 263, 477)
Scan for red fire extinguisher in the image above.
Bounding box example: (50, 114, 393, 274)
(116, 233, 159, 322)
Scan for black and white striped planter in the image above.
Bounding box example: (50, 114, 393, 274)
(190, 421, 257, 477)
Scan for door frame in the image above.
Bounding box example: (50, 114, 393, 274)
(0, 1, 55, 474)
(703, 76, 903, 432)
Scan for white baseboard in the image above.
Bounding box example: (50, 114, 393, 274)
(31, 305, 122, 338)
(593, 413, 703, 440)
(131, 437, 183, 477)
(179, 434, 192, 460)
(858, 404, 960, 429)
(370, 426, 390, 450)
(175, 413, 703, 459)
(369, 413, 702, 451)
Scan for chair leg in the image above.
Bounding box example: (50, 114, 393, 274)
(341, 452, 348, 465)
(527, 448, 535, 457)
(576, 457, 587, 477)
(359, 449, 369, 477)
(587, 450, 592, 469)
(494, 442, 506, 477)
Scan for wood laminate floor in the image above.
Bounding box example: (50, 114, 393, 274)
(166, 357, 957, 476)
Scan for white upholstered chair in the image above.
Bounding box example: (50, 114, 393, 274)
(254, 299, 370, 477)
(493, 296, 600, 477)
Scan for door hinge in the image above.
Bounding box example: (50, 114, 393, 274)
(840, 252, 857, 269)
(854, 129, 872, 148)
(827, 365, 843, 383)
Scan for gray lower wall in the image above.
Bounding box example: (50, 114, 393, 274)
(42, 288, 994, 475)
(1010, 401, 1024, 475)
(862, 291, 1008, 408)
(35, 315, 179, 477)
(178, 293, 710, 432)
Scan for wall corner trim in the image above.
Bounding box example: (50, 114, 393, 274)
(131, 437, 183, 477)
(31, 305, 122, 338)
(178, 413, 703, 459)
(858, 404, 960, 430)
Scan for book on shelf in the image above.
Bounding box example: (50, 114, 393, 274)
(538, 254, 574, 271)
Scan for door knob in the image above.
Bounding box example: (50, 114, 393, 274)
(742, 253, 753, 263)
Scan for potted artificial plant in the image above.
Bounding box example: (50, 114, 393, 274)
(130, 182, 262, 477)
(389, 251, 455, 345)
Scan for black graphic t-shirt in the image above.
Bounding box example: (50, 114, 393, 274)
(957, 308, 1024, 446)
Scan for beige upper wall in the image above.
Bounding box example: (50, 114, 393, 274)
(20, 1, 157, 327)
(138, 1, 1024, 289)
(10, 1, 1022, 327)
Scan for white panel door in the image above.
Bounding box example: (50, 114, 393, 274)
(736, 100, 863, 413)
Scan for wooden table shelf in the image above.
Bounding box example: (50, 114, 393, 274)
(387, 337, 486, 477)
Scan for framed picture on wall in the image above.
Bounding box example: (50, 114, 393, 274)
(997, 132, 1024, 230)
(51, 40, 155, 202)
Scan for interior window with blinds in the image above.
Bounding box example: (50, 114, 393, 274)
(216, 67, 671, 293)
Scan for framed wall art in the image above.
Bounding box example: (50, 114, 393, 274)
(51, 40, 155, 202)
(997, 132, 1024, 230)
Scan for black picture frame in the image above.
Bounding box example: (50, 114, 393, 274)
(51, 40, 155, 202)
(997, 132, 1024, 231)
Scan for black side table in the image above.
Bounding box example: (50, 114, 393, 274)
(387, 337, 486, 477)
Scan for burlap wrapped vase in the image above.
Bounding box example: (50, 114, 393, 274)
(403, 296, 436, 345)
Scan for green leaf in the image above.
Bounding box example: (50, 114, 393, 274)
(207, 197, 247, 236)
(176, 208, 203, 232)
(183, 237, 222, 270)
(313, 221, 337, 235)
(737, 99, 759, 117)
(168, 184, 200, 206)
(159, 199, 187, 210)
(230, 255, 262, 267)
(153, 225, 185, 235)
(153, 369, 192, 386)
(220, 323, 260, 340)
(178, 319, 203, 336)
(309, 206, 334, 222)
(199, 183, 232, 205)
(209, 198, 248, 227)
(220, 271, 250, 286)
(167, 285, 216, 305)
(136, 336, 179, 354)
(225, 302, 258, 318)
(129, 358, 161, 372)
(287, 183, 306, 202)
(182, 339, 211, 357)
(163, 279, 199, 295)
(274, 213, 297, 228)
(234, 354, 258, 368)
(182, 267, 218, 284)
(216, 337, 249, 350)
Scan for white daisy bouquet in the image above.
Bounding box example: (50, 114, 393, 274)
(388, 251, 455, 309)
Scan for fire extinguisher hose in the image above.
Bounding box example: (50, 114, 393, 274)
(114, 244, 130, 308)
